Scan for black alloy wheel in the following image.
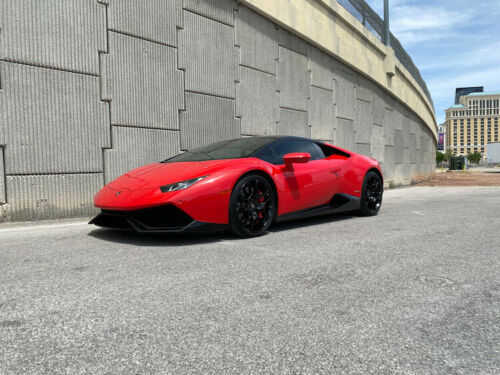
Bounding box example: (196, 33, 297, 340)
(229, 174, 275, 237)
(358, 171, 383, 216)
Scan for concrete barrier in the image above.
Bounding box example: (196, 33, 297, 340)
(0, 0, 436, 221)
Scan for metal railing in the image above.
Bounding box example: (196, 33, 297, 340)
(337, 0, 433, 108)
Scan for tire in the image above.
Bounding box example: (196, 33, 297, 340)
(229, 174, 276, 237)
(358, 171, 383, 216)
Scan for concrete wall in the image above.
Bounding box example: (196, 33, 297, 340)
(0, 0, 436, 222)
(241, 0, 437, 139)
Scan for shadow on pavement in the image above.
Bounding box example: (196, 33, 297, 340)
(268, 212, 357, 233)
(88, 212, 358, 246)
(87, 228, 228, 246)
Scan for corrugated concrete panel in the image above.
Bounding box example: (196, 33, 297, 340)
(426, 134, 434, 155)
(99, 52, 112, 102)
(384, 93, 396, 111)
(382, 162, 395, 184)
(308, 86, 335, 140)
(1, 1, 106, 74)
(355, 143, 371, 157)
(414, 126, 422, 151)
(279, 29, 308, 56)
(6, 174, 102, 221)
(236, 66, 278, 136)
(0, 147, 5, 204)
(410, 164, 418, 180)
(384, 145, 395, 165)
(356, 79, 373, 103)
(394, 164, 410, 185)
(394, 130, 403, 164)
(371, 125, 385, 163)
(277, 47, 310, 111)
(277, 109, 310, 138)
(0, 62, 109, 174)
(335, 69, 355, 120)
(402, 147, 410, 164)
(236, 6, 278, 75)
(104, 127, 180, 183)
(393, 103, 407, 129)
(420, 134, 427, 152)
(402, 116, 411, 148)
(409, 134, 417, 164)
(372, 91, 385, 126)
(184, 0, 237, 26)
(354, 99, 373, 144)
(308, 48, 334, 91)
(107, 0, 182, 46)
(179, 12, 237, 98)
(334, 118, 355, 151)
(383, 107, 395, 146)
(410, 115, 420, 135)
(417, 150, 425, 175)
(180, 92, 240, 150)
(105, 33, 183, 129)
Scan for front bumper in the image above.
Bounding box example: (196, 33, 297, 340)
(89, 204, 226, 233)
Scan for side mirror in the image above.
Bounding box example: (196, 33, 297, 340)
(283, 153, 311, 169)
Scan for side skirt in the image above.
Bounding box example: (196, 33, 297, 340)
(274, 193, 360, 223)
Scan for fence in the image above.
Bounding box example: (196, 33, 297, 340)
(337, 0, 433, 108)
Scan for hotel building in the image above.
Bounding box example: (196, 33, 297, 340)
(445, 92, 500, 157)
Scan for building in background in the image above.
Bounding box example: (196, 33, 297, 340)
(455, 86, 483, 105)
(445, 91, 500, 158)
(437, 123, 446, 152)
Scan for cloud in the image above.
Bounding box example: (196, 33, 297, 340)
(427, 66, 500, 99)
(362, 0, 500, 124)
(428, 66, 500, 124)
(391, 6, 471, 32)
(418, 41, 500, 71)
(390, 5, 474, 46)
(365, 0, 499, 45)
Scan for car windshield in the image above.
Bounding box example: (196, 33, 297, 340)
(163, 137, 277, 163)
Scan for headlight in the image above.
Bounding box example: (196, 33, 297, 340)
(159, 176, 208, 193)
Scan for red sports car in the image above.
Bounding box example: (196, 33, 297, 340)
(90, 136, 383, 237)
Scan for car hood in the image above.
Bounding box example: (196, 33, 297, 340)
(107, 159, 242, 190)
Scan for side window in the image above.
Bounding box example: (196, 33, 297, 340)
(316, 142, 351, 158)
(260, 140, 324, 165)
(317, 143, 336, 157)
(254, 147, 277, 165)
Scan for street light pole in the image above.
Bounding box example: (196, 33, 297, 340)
(383, 0, 390, 46)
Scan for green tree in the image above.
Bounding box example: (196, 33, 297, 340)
(444, 149, 452, 162)
(467, 152, 481, 166)
(436, 151, 445, 165)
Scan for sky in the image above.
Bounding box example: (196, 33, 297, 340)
(364, 0, 500, 125)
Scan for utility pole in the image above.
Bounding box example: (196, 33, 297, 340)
(383, 0, 390, 46)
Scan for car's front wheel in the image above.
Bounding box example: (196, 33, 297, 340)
(358, 171, 383, 216)
(229, 174, 276, 237)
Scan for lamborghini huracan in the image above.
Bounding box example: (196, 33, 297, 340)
(90, 136, 383, 237)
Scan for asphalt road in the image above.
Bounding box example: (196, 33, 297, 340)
(1, 186, 499, 374)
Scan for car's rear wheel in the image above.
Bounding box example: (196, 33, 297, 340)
(229, 174, 275, 237)
(358, 171, 383, 216)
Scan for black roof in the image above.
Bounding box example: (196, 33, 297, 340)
(238, 135, 320, 143)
